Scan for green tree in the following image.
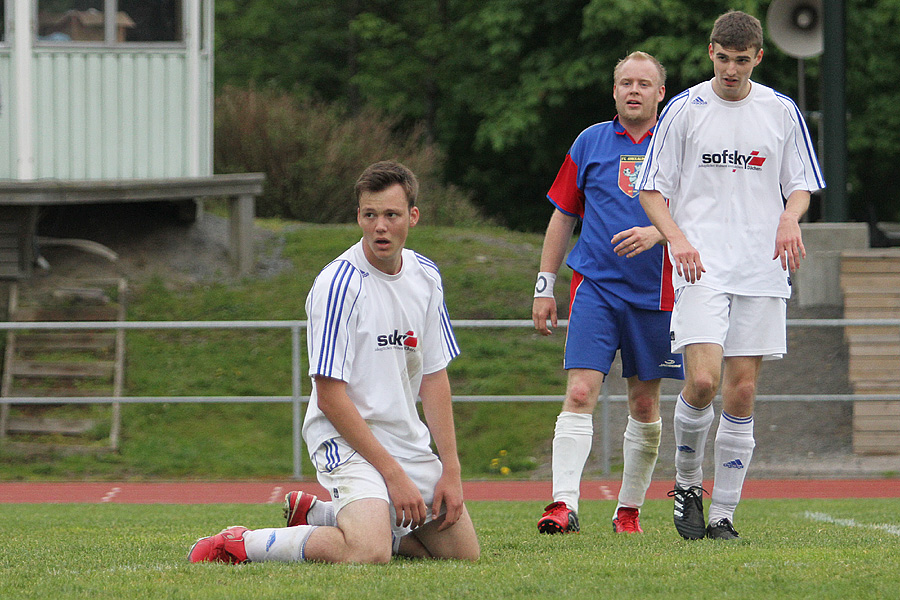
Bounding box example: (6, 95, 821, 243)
(215, 0, 358, 101)
(214, 0, 898, 228)
(845, 0, 900, 222)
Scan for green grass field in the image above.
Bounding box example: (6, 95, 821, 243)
(2, 498, 899, 599)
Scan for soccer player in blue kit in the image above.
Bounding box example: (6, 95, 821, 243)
(534, 52, 684, 535)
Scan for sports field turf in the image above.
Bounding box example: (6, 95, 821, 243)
(2, 498, 898, 599)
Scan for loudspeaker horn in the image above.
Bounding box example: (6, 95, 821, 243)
(767, 0, 824, 58)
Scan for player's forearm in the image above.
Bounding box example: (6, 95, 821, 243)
(782, 190, 810, 223)
(639, 190, 688, 245)
(419, 370, 462, 475)
(539, 210, 577, 273)
(314, 376, 406, 480)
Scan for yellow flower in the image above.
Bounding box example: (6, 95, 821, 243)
(499, 450, 508, 457)
(500, 466, 511, 475)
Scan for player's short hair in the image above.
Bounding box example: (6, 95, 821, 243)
(710, 10, 764, 52)
(614, 51, 667, 87)
(354, 161, 419, 208)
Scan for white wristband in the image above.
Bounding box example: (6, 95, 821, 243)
(534, 272, 556, 298)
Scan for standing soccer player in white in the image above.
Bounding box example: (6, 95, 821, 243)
(534, 52, 684, 535)
(637, 11, 824, 540)
(189, 161, 480, 563)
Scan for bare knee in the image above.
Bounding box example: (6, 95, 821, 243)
(563, 373, 602, 412)
(685, 372, 719, 406)
(729, 379, 756, 402)
(566, 383, 595, 411)
(724, 379, 757, 416)
(629, 393, 658, 422)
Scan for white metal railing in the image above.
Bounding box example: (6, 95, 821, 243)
(1, 318, 898, 478)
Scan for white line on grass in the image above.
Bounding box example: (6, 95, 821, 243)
(804, 511, 900, 536)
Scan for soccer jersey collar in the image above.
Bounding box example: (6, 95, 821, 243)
(613, 115, 654, 144)
(355, 240, 405, 281)
(708, 78, 758, 108)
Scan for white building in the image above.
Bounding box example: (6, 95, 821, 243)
(0, 1, 261, 276)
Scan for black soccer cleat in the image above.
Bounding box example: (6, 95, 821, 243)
(706, 518, 740, 540)
(668, 485, 707, 540)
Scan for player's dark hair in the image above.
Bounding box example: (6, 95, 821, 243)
(614, 51, 667, 87)
(354, 161, 419, 208)
(710, 10, 764, 52)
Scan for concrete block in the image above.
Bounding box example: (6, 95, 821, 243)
(795, 222, 869, 307)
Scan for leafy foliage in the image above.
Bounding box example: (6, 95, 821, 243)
(215, 0, 900, 228)
(214, 86, 484, 226)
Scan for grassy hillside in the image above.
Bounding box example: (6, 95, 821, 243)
(1, 222, 575, 481)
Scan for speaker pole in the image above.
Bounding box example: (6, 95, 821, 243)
(822, 0, 847, 222)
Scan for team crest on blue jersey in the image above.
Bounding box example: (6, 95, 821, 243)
(618, 155, 644, 197)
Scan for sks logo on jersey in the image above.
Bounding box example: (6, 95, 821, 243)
(618, 155, 645, 197)
(700, 149, 767, 172)
(376, 330, 418, 350)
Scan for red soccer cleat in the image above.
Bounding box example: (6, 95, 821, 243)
(283, 491, 319, 527)
(188, 525, 250, 563)
(612, 507, 643, 533)
(538, 501, 580, 534)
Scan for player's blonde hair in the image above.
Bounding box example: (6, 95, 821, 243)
(614, 51, 667, 88)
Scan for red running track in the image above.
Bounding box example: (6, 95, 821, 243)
(1, 479, 899, 504)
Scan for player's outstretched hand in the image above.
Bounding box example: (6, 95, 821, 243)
(611, 226, 664, 258)
(532, 297, 557, 335)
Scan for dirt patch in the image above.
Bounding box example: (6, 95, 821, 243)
(28, 202, 290, 287)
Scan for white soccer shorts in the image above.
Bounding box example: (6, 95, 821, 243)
(311, 437, 445, 535)
(670, 285, 787, 360)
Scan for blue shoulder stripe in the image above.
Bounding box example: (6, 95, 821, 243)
(317, 260, 362, 376)
(414, 252, 441, 278)
(774, 91, 825, 189)
(414, 252, 459, 359)
(637, 89, 690, 189)
(440, 301, 460, 359)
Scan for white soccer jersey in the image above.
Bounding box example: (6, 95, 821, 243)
(302, 240, 460, 460)
(637, 79, 825, 297)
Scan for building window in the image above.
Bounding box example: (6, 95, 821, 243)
(119, 1, 182, 42)
(37, 1, 182, 43)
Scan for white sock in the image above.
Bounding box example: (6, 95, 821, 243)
(243, 525, 317, 562)
(308, 499, 336, 527)
(551, 411, 593, 513)
(616, 416, 661, 515)
(673, 393, 715, 489)
(709, 412, 755, 525)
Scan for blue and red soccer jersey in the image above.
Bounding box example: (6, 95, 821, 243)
(547, 117, 674, 311)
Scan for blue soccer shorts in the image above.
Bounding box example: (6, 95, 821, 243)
(564, 272, 684, 380)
